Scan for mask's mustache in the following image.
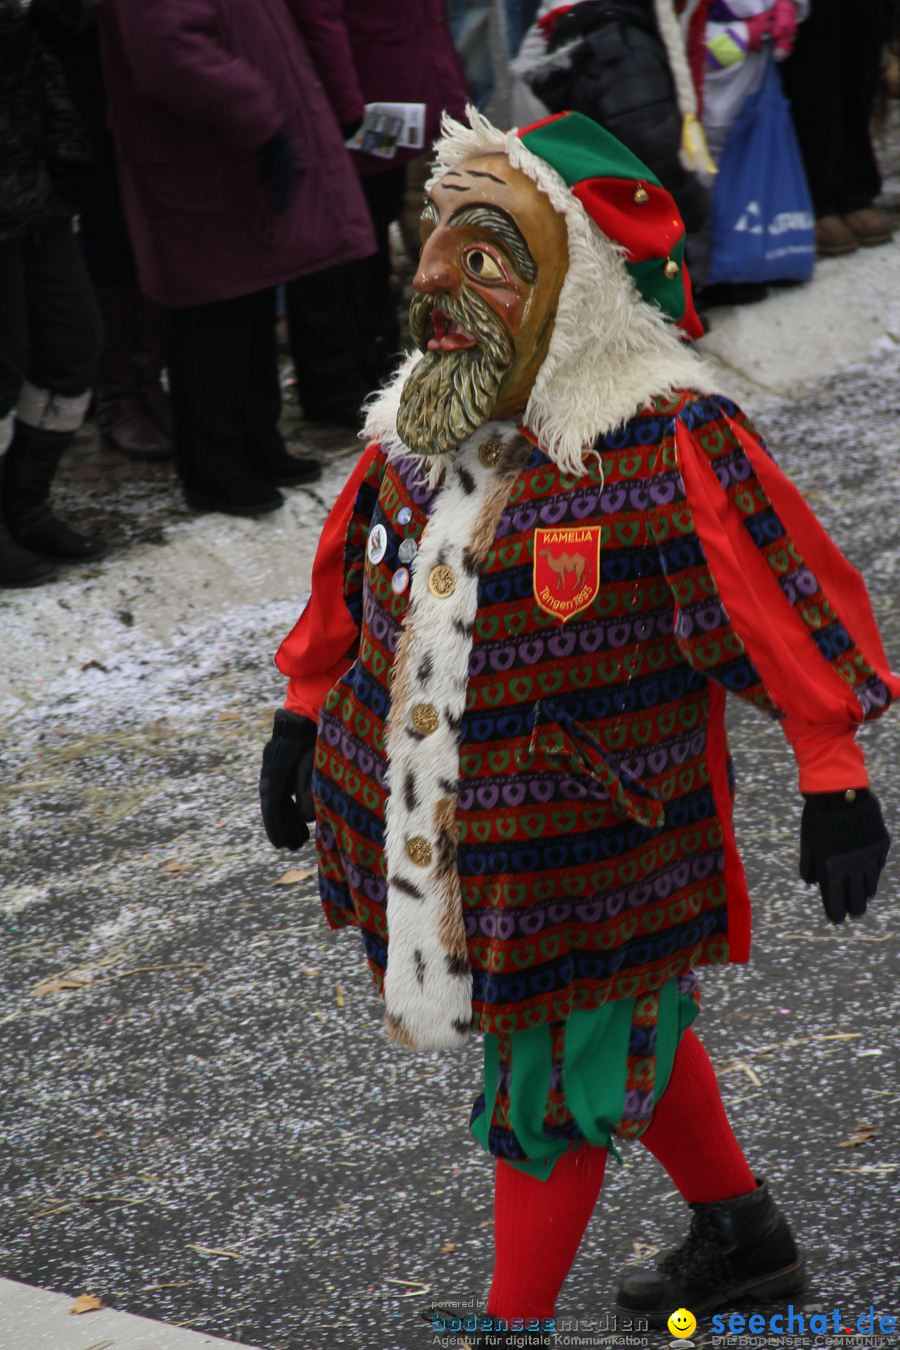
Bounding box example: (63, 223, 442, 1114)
(408, 286, 512, 363)
(397, 288, 516, 458)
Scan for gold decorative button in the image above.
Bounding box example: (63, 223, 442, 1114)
(428, 564, 456, 598)
(844, 788, 857, 803)
(410, 703, 439, 735)
(479, 437, 502, 467)
(406, 835, 433, 867)
(633, 185, 649, 204)
(663, 259, 680, 279)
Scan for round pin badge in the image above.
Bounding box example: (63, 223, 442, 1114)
(391, 566, 410, 595)
(397, 506, 413, 526)
(398, 537, 418, 565)
(367, 523, 387, 565)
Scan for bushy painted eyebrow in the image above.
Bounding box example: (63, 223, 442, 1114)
(420, 199, 439, 224)
(447, 203, 537, 283)
(443, 167, 507, 185)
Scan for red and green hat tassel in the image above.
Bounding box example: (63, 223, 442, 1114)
(518, 112, 703, 340)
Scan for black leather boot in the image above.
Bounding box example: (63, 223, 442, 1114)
(3, 421, 106, 561)
(183, 475, 284, 517)
(615, 1179, 805, 1326)
(251, 435, 322, 487)
(0, 458, 56, 586)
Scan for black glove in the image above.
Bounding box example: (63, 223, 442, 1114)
(259, 709, 317, 849)
(256, 128, 294, 213)
(799, 788, 890, 924)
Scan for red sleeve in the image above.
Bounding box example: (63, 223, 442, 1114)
(275, 442, 381, 719)
(284, 0, 365, 128)
(657, 406, 898, 793)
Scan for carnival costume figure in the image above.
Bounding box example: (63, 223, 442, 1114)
(259, 109, 895, 1348)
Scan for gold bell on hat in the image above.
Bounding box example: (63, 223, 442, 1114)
(633, 184, 649, 204)
(663, 258, 680, 279)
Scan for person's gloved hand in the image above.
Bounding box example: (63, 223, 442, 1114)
(256, 128, 295, 213)
(799, 788, 890, 924)
(770, 0, 798, 58)
(259, 709, 317, 849)
(744, 11, 773, 51)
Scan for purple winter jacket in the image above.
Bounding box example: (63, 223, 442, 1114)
(297, 0, 469, 176)
(96, 0, 375, 308)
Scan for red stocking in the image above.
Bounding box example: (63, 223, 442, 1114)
(640, 1027, 757, 1203)
(487, 1144, 607, 1320)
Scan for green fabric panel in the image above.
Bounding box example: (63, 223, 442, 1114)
(626, 236, 686, 324)
(652, 980, 679, 1104)
(521, 113, 662, 191)
(470, 1032, 500, 1157)
(656, 983, 700, 1104)
(506, 1024, 555, 1178)
(469, 977, 701, 1181)
(563, 998, 631, 1147)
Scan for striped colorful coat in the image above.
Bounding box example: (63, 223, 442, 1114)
(276, 391, 896, 1052)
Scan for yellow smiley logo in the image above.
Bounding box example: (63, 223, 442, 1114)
(667, 1308, 697, 1339)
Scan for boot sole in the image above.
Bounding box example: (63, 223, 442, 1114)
(184, 489, 283, 518)
(615, 1258, 807, 1326)
(0, 567, 58, 587)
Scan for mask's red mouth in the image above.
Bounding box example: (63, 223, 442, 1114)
(427, 307, 478, 352)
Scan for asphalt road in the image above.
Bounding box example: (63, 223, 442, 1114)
(2, 346, 899, 1350)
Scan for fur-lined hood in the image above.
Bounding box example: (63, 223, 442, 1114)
(365, 107, 717, 477)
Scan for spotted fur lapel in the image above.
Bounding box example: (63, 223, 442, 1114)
(382, 423, 532, 1050)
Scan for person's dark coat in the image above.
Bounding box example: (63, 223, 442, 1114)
(528, 0, 708, 231)
(0, 0, 91, 246)
(95, 0, 375, 308)
(298, 0, 469, 176)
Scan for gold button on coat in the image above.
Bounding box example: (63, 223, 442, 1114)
(410, 703, 439, 735)
(406, 836, 433, 867)
(428, 564, 456, 597)
(479, 437, 502, 467)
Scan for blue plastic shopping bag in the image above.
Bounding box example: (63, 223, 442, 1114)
(707, 53, 815, 286)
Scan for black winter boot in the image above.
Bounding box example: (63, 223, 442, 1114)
(0, 459, 57, 586)
(615, 1179, 805, 1326)
(250, 433, 322, 487)
(3, 422, 106, 561)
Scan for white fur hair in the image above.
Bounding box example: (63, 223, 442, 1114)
(366, 107, 717, 475)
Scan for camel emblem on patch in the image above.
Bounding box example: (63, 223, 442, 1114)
(533, 526, 602, 622)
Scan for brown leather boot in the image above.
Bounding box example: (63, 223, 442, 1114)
(95, 285, 172, 460)
(815, 215, 859, 257)
(842, 207, 894, 247)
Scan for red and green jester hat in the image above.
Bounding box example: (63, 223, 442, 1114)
(260, 108, 895, 1336)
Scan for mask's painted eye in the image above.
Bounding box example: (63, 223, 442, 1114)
(463, 247, 505, 282)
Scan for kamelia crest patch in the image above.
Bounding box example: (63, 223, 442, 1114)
(532, 526, 601, 622)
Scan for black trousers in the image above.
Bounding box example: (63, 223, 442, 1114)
(780, 0, 889, 216)
(285, 165, 406, 419)
(164, 287, 284, 492)
(78, 130, 137, 289)
(0, 224, 104, 418)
